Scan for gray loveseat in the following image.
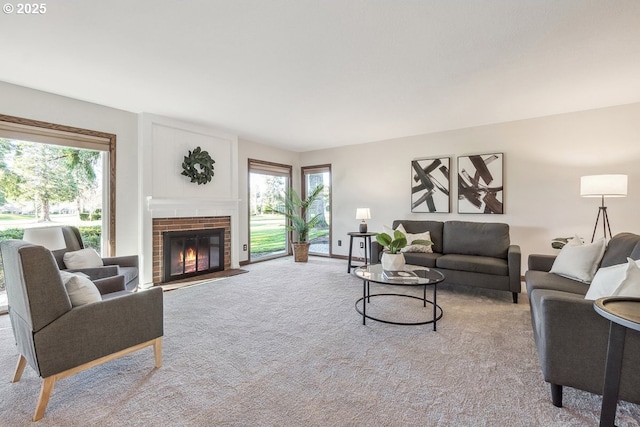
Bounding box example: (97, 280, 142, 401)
(371, 220, 522, 303)
(525, 232, 640, 407)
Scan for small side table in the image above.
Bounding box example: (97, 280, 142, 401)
(347, 232, 377, 273)
(593, 297, 640, 427)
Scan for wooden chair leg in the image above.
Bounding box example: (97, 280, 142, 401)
(12, 355, 27, 383)
(33, 377, 56, 421)
(154, 338, 163, 368)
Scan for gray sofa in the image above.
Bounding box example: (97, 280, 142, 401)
(525, 232, 640, 407)
(371, 220, 522, 303)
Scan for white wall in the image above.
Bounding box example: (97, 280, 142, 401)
(300, 103, 640, 272)
(0, 82, 140, 256)
(3, 81, 638, 276)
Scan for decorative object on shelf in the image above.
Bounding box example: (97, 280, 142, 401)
(355, 208, 371, 233)
(411, 157, 451, 213)
(382, 269, 419, 282)
(376, 229, 431, 271)
(271, 184, 325, 263)
(181, 146, 215, 185)
(551, 237, 571, 250)
(458, 153, 503, 214)
(580, 174, 628, 242)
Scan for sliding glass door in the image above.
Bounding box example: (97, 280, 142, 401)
(302, 165, 331, 256)
(248, 159, 292, 261)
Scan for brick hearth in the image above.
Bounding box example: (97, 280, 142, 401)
(152, 216, 231, 284)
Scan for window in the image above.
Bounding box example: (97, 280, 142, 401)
(302, 165, 331, 256)
(248, 159, 292, 261)
(0, 114, 116, 314)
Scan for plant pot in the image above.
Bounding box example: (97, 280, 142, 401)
(381, 252, 406, 271)
(292, 242, 310, 262)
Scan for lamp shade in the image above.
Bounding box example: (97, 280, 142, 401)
(355, 208, 371, 220)
(22, 226, 66, 251)
(580, 174, 628, 198)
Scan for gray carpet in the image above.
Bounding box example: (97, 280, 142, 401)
(1, 257, 639, 426)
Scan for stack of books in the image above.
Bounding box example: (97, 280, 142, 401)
(382, 270, 419, 282)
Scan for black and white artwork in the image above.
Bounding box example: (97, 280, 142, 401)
(411, 157, 450, 213)
(457, 153, 504, 214)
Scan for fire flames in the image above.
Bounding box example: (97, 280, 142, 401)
(181, 247, 197, 273)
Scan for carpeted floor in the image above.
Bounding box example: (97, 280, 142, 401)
(1, 257, 639, 426)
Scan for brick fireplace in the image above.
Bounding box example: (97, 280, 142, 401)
(152, 216, 231, 284)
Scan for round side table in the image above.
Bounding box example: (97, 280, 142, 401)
(593, 297, 640, 427)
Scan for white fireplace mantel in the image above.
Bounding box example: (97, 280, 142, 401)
(146, 196, 240, 218)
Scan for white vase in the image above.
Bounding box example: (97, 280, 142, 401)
(381, 252, 406, 271)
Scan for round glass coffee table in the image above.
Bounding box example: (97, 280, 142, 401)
(353, 264, 445, 330)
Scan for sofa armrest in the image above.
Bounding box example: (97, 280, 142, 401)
(66, 265, 120, 280)
(531, 289, 610, 390)
(508, 244, 522, 293)
(93, 275, 126, 295)
(34, 287, 164, 378)
(102, 255, 138, 268)
(371, 241, 383, 264)
(528, 254, 556, 272)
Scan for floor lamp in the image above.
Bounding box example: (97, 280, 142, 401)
(580, 174, 628, 242)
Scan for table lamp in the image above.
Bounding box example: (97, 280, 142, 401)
(580, 174, 627, 242)
(356, 208, 371, 233)
(22, 226, 67, 250)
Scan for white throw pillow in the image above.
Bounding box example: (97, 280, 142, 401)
(612, 258, 640, 298)
(402, 230, 433, 253)
(63, 248, 104, 269)
(550, 238, 606, 284)
(585, 260, 632, 300)
(59, 271, 102, 307)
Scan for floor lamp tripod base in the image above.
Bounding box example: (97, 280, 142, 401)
(590, 202, 613, 243)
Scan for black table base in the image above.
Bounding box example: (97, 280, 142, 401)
(356, 281, 442, 330)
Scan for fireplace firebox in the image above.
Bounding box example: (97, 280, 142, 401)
(162, 228, 225, 283)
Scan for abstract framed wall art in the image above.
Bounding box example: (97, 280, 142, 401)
(410, 157, 450, 213)
(457, 153, 504, 214)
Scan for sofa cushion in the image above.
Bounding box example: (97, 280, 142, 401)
(442, 221, 510, 259)
(525, 270, 590, 296)
(393, 220, 444, 254)
(549, 238, 606, 284)
(403, 252, 441, 268)
(601, 233, 640, 268)
(436, 254, 508, 276)
(119, 266, 139, 288)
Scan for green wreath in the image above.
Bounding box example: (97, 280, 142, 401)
(181, 147, 215, 185)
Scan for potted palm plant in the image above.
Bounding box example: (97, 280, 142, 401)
(376, 229, 431, 271)
(273, 184, 325, 262)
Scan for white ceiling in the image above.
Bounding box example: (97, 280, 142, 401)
(1, 1, 639, 152)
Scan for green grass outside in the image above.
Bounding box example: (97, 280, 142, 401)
(0, 214, 36, 221)
(250, 214, 329, 255)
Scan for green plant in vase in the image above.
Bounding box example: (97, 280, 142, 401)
(376, 229, 432, 271)
(271, 184, 325, 262)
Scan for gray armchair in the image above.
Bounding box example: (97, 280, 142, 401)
(53, 226, 139, 290)
(0, 239, 163, 421)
